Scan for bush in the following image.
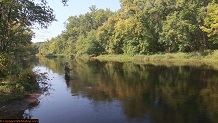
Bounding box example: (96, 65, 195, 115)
(17, 69, 39, 92)
(0, 53, 21, 78)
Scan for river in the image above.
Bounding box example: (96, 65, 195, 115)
(4, 57, 218, 123)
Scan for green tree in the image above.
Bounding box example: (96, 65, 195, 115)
(40, 6, 113, 56)
(118, 0, 167, 54)
(158, 0, 211, 52)
(97, 14, 121, 54)
(39, 0, 218, 56)
(200, 0, 218, 44)
(0, 0, 55, 53)
(76, 30, 102, 56)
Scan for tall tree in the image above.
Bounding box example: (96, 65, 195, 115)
(97, 13, 122, 54)
(158, 0, 212, 52)
(39, 0, 218, 56)
(0, 0, 56, 53)
(200, 0, 218, 44)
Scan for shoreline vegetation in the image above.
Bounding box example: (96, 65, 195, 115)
(93, 51, 218, 63)
(92, 51, 218, 63)
(0, 65, 50, 118)
(0, 72, 49, 105)
(0, 55, 50, 107)
(89, 51, 218, 70)
(89, 51, 218, 71)
(1, 0, 56, 110)
(37, 50, 218, 65)
(0, 0, 56, 117)
(38, 50, 218, 69)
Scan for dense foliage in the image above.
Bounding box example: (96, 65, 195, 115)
(0, 0, 55, 54)
(0, 0, 55, 103)
(39, 5, 113, 56)
(39, 0, 218, 56)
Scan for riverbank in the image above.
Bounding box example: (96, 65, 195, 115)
(0, 64, 50, 118)
(94, 51, 218, 63)
(0, 89, 42, 118)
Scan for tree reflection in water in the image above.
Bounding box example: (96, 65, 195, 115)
(37, 57, 218, 123)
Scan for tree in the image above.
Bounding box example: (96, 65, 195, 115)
(0, 0, 56, 53)
(200, 0, 218, 43)
(76, 30, 102, 56)
(40, 6, 113, 56)
(40, 0, 218, 56)
(97, 13, 122, 54)
(158, 0, 211, 52)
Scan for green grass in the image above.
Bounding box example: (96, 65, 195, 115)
(203, 50, 218, 60)
(0, 69, 43, 104)
(94, 51, 218, 63)
(94, 54, 133, 62)
(0, 83, 25, 104)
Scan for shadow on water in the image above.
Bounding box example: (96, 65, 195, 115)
(3, 56, 218, 123)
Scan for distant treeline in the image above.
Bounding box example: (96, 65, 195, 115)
(39, 0, 218, 56)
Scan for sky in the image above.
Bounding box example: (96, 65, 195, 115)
(32, 0, 121, 43)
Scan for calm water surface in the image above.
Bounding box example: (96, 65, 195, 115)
(23, 58, 218, 123)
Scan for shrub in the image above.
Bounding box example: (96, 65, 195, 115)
(17, 69, 39, 92)
(0, 53, 21, 78)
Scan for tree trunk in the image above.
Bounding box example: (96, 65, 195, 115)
(1, 7, 11, 52)
(0, 1, 3, 52)
(203, 31, 208, 50)
(0, 2, 2, 21)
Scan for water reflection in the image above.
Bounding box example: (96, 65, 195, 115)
(34, 57, 218, 123)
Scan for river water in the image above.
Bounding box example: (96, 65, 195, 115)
(8, 57, 218, 122)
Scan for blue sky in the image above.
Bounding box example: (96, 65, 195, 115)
(32, 0, 121, 43)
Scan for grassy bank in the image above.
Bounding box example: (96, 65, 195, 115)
(94, 50, 218, 63)
(0, 69, 39, 104)
(0, 70, 50, 105)
(0, 54, 49, 105)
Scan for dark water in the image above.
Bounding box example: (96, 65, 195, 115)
(6, 57, 218, 123)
